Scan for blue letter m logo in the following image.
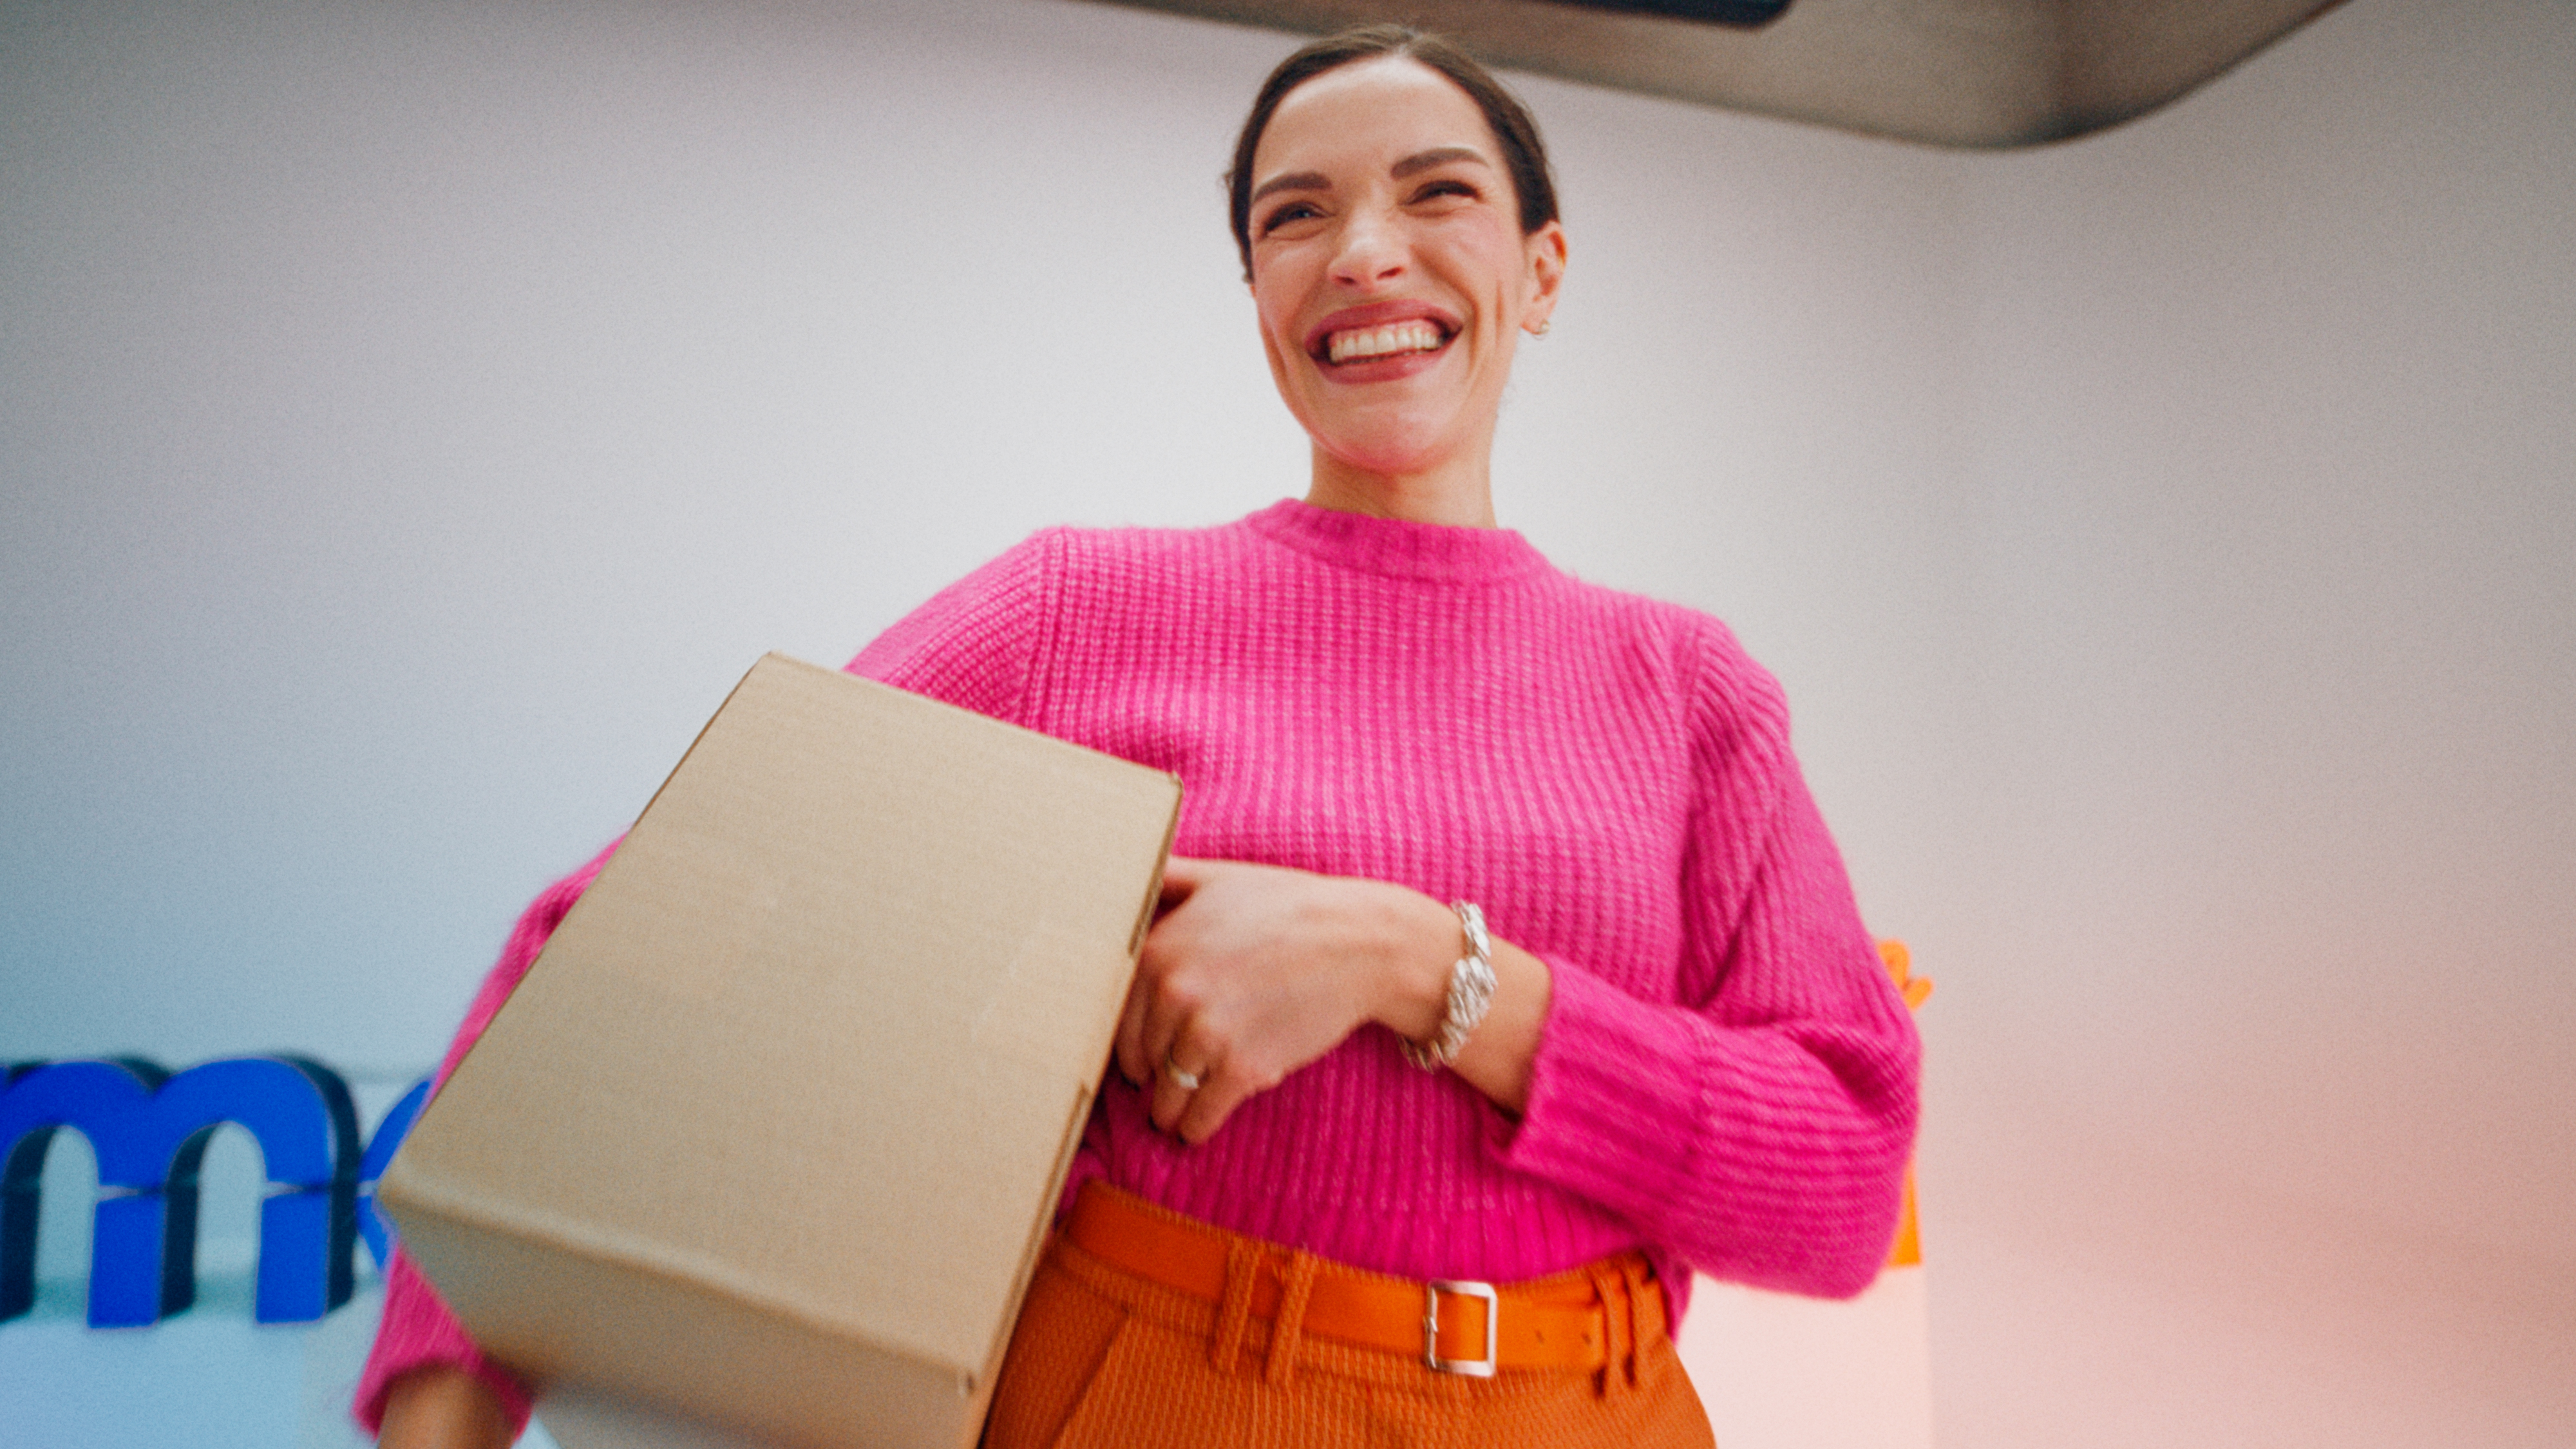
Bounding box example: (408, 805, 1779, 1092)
(1, 1057, 365, 1327)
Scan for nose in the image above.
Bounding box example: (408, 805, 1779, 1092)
(1330, 206, 1406, 289)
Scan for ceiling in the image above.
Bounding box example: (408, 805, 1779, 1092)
(1091, 0, 2350, 147)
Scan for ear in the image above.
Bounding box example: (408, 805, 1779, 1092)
(1522, 221, 1567, 334)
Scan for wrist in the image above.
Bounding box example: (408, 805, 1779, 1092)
(1367, 886, 1464, 1041)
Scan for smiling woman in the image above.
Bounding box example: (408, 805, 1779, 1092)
(1242, 52, 1565, 524)
(356, 24, 1918, 1449)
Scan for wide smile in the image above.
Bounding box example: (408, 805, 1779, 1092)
(1304, 303, 1462, 372)
(1323, 319, 1448, 365)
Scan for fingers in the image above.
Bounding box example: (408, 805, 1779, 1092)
(1148, 1031, 1262, 1145)
(1173, 1066, 1265, 1144)
(1139, 967, 1238, 1141)
(1148, 1034, 1215, 1135)
(1137, 971, 1207, 1128)
(1119, 855, 1340, 1144)
(1112, 967, 1154, 1087)
(1120, 857, 1211, 1085)
(1119, 907, 1188, 1088)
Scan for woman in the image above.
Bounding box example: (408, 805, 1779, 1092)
(363, 25, 1919, 1448)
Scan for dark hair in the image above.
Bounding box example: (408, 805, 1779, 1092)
(1226, 24, 1559, 281)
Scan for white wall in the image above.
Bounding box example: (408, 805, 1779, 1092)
(2, 0, 2568, 1444)
(1930, 6, 2576, 1443)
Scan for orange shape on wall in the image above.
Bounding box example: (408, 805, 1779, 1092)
(1877, 940, 1929, 1269)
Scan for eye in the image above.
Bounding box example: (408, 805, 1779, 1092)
(1411, 178, 1481, 204)
(1258, 200, 1324, 236)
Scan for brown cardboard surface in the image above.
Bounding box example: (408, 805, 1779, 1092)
(381, 654, 1180, 1449)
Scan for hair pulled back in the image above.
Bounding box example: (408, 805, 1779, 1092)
(1226, 25, 1559, 281)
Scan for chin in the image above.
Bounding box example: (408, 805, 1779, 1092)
(1305, 406, 1472, 478)
(1318, 433, 1451, 479)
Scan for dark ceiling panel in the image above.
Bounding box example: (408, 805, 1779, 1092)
(1089, 0, 2347, 147)
(1567, 0, 1792, 26)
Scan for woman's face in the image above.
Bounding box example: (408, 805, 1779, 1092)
(1245, 57, 1565, 485)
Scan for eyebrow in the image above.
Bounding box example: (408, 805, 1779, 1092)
(1391, 146, 1491, 179)
(1247, 147, 1496, 207)
(1248, 170, 1327, 206)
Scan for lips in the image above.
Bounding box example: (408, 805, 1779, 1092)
(1305, 301, 1460, 370)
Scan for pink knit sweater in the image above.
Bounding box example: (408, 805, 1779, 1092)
(356, 500, 1919, 1433)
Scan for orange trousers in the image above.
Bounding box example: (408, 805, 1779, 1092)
(983, 1191, 1716, 1449)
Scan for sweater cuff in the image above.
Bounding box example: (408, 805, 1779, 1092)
(1486, 963, 1707, 1224)
(352, 1249, 535, 1438)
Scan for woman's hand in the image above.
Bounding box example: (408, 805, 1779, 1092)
(1113, 857, 1551, 1142)
(376, 1366, 513, 1449)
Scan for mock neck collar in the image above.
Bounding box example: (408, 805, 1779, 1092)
(1243, 498, 1549, 585)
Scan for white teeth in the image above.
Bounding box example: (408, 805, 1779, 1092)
(1327, 320, 1443, 364)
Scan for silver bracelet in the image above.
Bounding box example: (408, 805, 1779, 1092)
(1404, 902, 1497, 1070)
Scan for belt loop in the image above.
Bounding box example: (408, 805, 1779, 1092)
(1264, 1250, 1320, 1391)
(1586, 1266, 1631, 1399)
(1212, 1239, 1264, 1377)
(1618, 1260, 1648, 1387)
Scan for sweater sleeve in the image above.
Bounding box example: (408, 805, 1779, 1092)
(842, 530, 1059, 723)
(1490, 630, 1922, 1301)
(352, 842, 617, 1438)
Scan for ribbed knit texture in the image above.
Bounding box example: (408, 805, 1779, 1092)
(355, 500, 1918, 1437)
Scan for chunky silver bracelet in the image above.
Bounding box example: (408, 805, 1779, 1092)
(1404, 902, 1497, 1070)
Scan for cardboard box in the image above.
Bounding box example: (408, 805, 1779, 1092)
(379, 654, 1181, 1449)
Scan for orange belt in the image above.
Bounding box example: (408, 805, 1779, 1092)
(1063, 1184, 1642, 1376)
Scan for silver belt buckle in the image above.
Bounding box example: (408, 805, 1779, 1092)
(1423, 1278, 1499, 1377)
